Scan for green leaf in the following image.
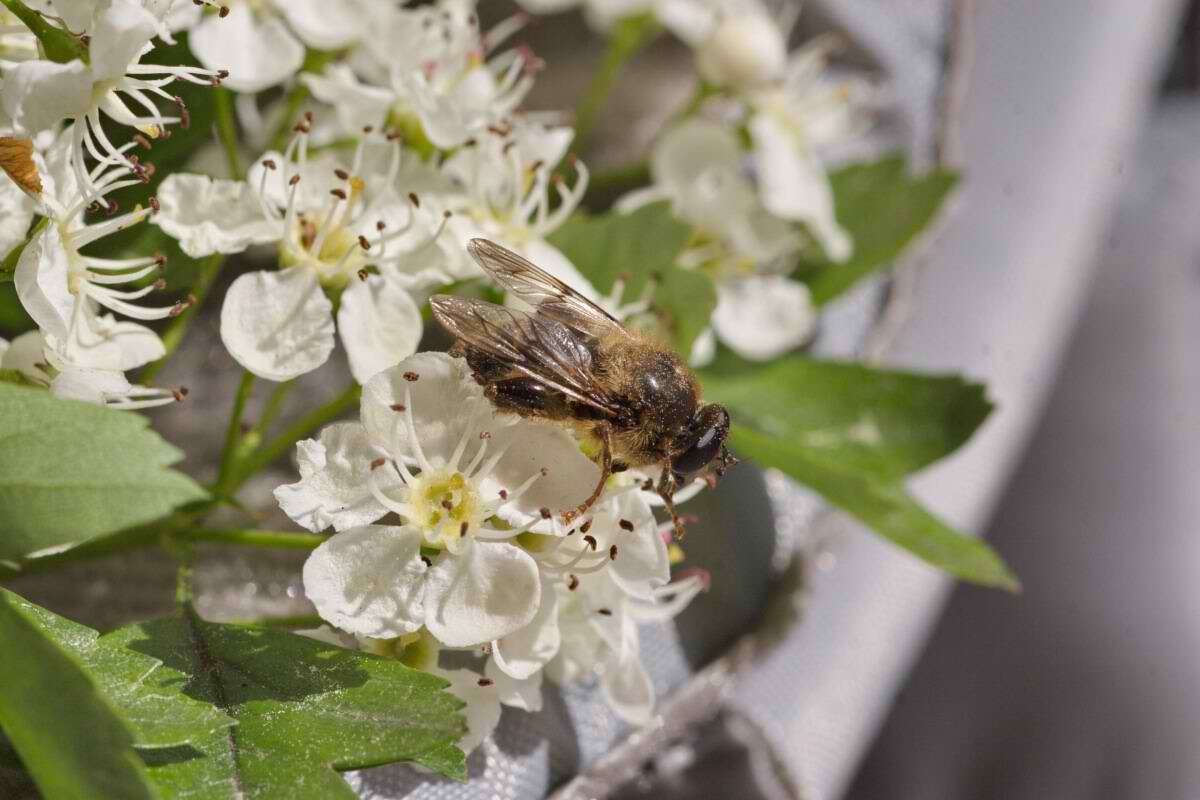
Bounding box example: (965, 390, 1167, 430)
(699, 350, 1015, 589)
(1, 589, 233, 749)
(730, 426, 1018, 590)
(0, 383, 207, 563)
(547, 201, 715, 355)
(699, 349, 992, 483)
(103, 612, 468, 797)
(0, 589, 158, 800)
(799, 155, 959, 306)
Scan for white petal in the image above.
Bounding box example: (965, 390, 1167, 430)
(57, 314, 165, 372)
(485, 656, 543, 713)
(14, 223, 72, 341)
(89, 0, 158, 83)
(0, 171, 34, 258)
(749, 113, 851, 262)
(651, 119, 742, 200)
(50, 365, 132, 405)
(359, 352, 491, 465)
(281, 0, 364, 50)
(712, 275, 816, 361)
(488, 420, 600, 534)
(302, 524, 428, 639)
(300, 65, 390, 135)
(688, 326, 716, 368)
(49, 0, 97, 33)
(273, 421, 393, 533)
(423, 541, 541, 648)
(337, 274, 423, 385)
(152, 173, 278, 258)
(434, 668, 501, 755)
(601, 648, 655, 726)
(2, 60, 92, 133)
(189, 4, 304, 93)
(694, 9, 787, 90)
(590, 492, 669, 600)
(219, 267, 334, 381)
(0, 329, 50, 384)
(654, 0, 716, 44)
(491, 579, 560, 681)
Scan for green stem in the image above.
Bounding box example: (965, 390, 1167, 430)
(212, 87, 243, 178)
(574, 14, 661, 153)
(224, 383, 360, 493)
(0, 0, 86, 63)
(138, 253, 224, 384)
(178, 528, 325, 550)
(254, 379, 296, 438)
(214, 371, 256, 496)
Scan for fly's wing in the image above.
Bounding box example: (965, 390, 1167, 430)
(430, 294, 624, 418)
(466, 238, 627, 341)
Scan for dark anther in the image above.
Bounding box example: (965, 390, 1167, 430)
(289, 174, 301, 186)
(218, 5, 230, 17)
(611, 462, 628, 473)
(420, 555, 432, 567)
(358, 235, 370, 250)
(356, 269, 368, 281)
(597, 608, 612, 616)
(152, 278, 167, 291)
(539, 467, 549, 477)
(567, 574, 579, 591)
(408, 192, 420, 207)
(579, 519, 592, 534)
(583, 534, 597, 551)
(149, 196, 160, 213)
(477, 678, 493, 687)
(330, 188, 347, 200)
(262, 159, 277, 170)
(609, 545, 618, 560)
(370, 457, 386, 470)
(498, 489, 508, 500)
(460, 521, 469, 537)
(539, 507, 551, 520)
(618, 519, 634, 532)
(403, 371, 419, 382)
(175, 96, 190, 129)
(479, 431, 491, 440)
(376, 220, 387, 231)
(134, 134, 152, 149)
(334, 168, 350, 180)
(390, 403, 406, 412)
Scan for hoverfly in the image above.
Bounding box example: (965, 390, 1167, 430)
(430, 239, 736, 537)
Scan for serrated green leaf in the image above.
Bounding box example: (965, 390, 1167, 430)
(547, 202, 715, 355)
(0, 383, 207, 562)
(699, 349, 992, 482)
(729, 426, 1018, 590)
(1, 590, 233, 748)
(104, 613, 468, 797)
(0, 589, 158, 800)
(799, 155, 959, 305)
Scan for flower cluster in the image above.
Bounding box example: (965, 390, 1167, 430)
(522, 0, 873, 362)
(280, 352, 709, 747)
(0, 0, 867, 758)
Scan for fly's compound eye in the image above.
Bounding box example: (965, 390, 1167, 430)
(672, 405, 730, 477)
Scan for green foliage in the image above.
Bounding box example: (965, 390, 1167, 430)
(104, 613, 468, 796)
(0, 383, 207, 563)
(0, 589, 158, 800)
(799, 155, 959, 305)
(699, 350, 1017, 589)
(548, 201, 715, 355)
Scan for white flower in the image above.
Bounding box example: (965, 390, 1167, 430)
(153, 132, 441, 383)
(188, 0, 370, 93)
(1, 328, 181, 408)
(691, 0, 787, 90)
(621, 118, 815, 359)
(282, 352, 601, 647)
(305, 2, 535, 150)
(745, 38, 872, 264)
(14, 134, 181, 378)
(1, 0, 224, 199)
(547, 568, 708, 725)
(436, 121, 590, 287)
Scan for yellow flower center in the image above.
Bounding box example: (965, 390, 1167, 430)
(409, 468, 484, 554)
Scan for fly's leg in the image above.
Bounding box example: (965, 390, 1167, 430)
(562, 423, 612, 525)
(656, 465, 687, 541)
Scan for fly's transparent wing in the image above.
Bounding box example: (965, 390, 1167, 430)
(466, 238, 627, 341)
(430, 294, 623, 417)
